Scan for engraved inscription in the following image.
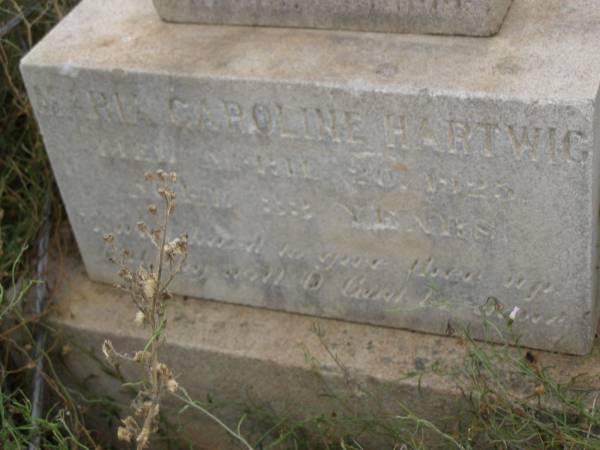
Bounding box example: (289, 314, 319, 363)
(168, 97, 590, 165)
(340, 203, 495, 240)
(262, 196, 314, 220)
(89, 212, 565, 330)
(34, 76, 593, 352)
(35, 83, 590, 166)
(425, 172, 514, 202)
(225, 263, 286, 287)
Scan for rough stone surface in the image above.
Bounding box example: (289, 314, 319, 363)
(21, 0, 600, 354)
(53, 256, 467, 448)
(153, 0, 513, 37)
(51, 256, 600, 448)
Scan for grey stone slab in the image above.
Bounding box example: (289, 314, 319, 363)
(51, 256, 600, 448)
(53, 256, 469, 448)
(153, 0, 514, 37)
(21, 0, 600, 354)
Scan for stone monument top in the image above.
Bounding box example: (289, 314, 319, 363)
(153, 0, 514, 36)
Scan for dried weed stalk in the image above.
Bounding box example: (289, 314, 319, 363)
(102, 170, 188, 449)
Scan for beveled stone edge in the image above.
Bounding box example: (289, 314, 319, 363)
(152, 0, 514, 37)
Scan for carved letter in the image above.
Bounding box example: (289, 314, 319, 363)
(448, 120, 472, 155)
(563, 130, 588, 163)
(315, 108, 340, 142)
(507, 125, 541, 161)
(223, 100, 244, 131)
(276, 104, 299, 139)
(385, 113, 409, 150)
(418, 117, 441, 152)
(547, 127, 557, 163)
(477, 123, 498, 158)
(345, 111, 367, 144)
(252, 104, 272, 134)
(169, 97, 194, 127)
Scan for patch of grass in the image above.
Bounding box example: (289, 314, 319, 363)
(230, 321, 600, 449)
(455, 333, 600, 448)
(0, 0, 77, 282)
(0, 249, 98, 448)
(0, 2, 102, 449)
(0, 387, 89, 450)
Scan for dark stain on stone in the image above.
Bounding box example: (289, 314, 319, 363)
(375, 62, 398, 78)
(495, 56, 524, 75)
(414, 357, 428, 371)
(320, 364, 336, 373)
(525, 351, 537, 364)
(97, 37, 117, 48)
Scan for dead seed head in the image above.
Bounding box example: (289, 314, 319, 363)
(134, 311, 145, 326)
(117, 416, 139, 443)
(163, 234, 188, 260)
(156, 362, 173, 381)
(155, 169, 177, 183)
(142, 276, 157, 301)
(137, 266, 149, 280)
(137, 400, 154, 417)
(103, 233, 114, 244)
(133, 350, 151, 363)
(118, 267, 133, 282)
(156, 362, 169, 376)
(148, 204, 158, 215)
(137, 221, 147, 233)
(61, 344, 73, 356)
(157, 186, 176, 202)
(123, 416, 139, 429)
(534, 384, 545, 396)
(102, 340, 118, 366)
(155, 363, 179, 392)
(102, 340, 115, 360)
(117, 426, 133, 443)
(166, 377, 179, 393)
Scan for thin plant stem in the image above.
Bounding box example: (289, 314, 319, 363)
(174, 388, 255, 450)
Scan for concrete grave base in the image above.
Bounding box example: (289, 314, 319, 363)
(49, 255, 600, 448)
(22, 0, 600, 355)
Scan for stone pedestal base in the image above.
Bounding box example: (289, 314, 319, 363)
(50, 256, 600, 448)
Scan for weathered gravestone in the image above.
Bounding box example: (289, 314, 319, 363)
(153, 0, 514, 36)
(21, 0, 600, 354)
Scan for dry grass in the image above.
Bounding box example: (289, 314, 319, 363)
(0, 1, 101, 448)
